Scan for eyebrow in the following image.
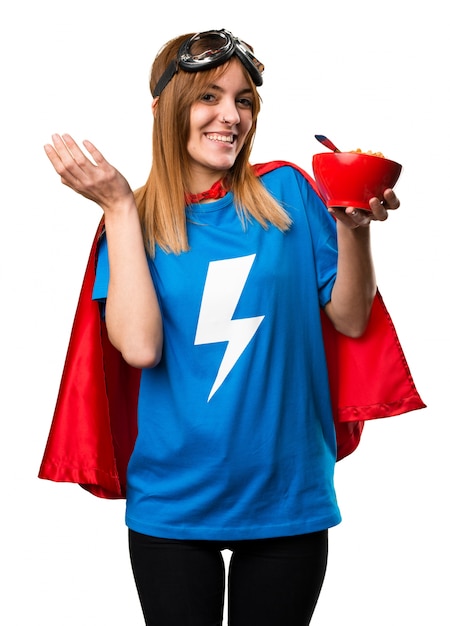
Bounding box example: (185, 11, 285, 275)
(204, 83, 253, 97)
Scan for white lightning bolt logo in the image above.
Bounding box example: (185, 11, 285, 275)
(194, 255, 264, 402)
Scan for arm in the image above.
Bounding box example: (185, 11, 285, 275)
(44, 134, 163, 368)
(324, 189, 400, 337)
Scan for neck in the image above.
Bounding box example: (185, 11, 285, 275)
(185, 177, 229, 205)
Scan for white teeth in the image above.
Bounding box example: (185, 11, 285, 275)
(206, 133, 234, 143)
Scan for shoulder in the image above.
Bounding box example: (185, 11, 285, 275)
(252, 160, 324, 209)
(252, 161, 318, 190)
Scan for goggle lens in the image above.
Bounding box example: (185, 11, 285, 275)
(181, 31, 234, 66)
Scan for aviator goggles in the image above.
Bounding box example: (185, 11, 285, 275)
(152, 29, 264, 97)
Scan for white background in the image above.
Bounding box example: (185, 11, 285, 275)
(1, 1, 448, 624)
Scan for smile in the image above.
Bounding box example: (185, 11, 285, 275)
(206, 133, 235, 144)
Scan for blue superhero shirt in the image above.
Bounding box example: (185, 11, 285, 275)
(93, 164, 342, 540)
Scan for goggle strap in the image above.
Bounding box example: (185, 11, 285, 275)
(234, 43, 263, 87)
(153, 59, 178, 97)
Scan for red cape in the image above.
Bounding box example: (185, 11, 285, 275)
(38, 161, 426, 499)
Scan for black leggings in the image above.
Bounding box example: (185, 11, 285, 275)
(129, 529, 328, 626)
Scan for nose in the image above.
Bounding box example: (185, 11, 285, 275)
(219, 99, 240, 126)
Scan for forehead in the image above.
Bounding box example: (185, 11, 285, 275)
(202, 58, 252, 90)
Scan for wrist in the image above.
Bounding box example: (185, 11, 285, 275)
(103, 194, 138, 220)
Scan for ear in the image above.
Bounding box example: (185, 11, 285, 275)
(152, 97, 159, 116)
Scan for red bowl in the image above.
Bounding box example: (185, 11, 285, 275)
(312, 152, 402, 211)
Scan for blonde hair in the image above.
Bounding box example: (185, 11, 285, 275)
(134, 33, 292, 256)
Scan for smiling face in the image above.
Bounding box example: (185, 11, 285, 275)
(186, 59, 255, 193)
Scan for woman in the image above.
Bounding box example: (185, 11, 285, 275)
(43, 29, 413, 626)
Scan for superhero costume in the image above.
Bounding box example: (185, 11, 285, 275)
(39, 161, 425, 500)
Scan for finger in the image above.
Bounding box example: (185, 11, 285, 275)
(44, 135, 90, 190)
(43, 141, 63, 169)
(329, 206, 363, 229)
(50, 133, 76, 159)
(345, 207, 372, 227)
(347, 207, 373, 226)
(45, 134, 83, 174)
(368, 197, 389, 221)
(82, 139, 108, 167)
(382, 188, 400, 210)
(43, 136, 78, 178)
(60, 133, 95, 167)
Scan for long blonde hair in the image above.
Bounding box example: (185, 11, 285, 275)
(134, 33, 292, 256)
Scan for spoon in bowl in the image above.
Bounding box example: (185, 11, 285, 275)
(314, 134, 341, 153)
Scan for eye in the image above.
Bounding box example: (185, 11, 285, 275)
(236, 97, 253, 109)
(199, 92, 217, 103)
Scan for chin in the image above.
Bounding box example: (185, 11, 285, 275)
(211, 153, 239, 171)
